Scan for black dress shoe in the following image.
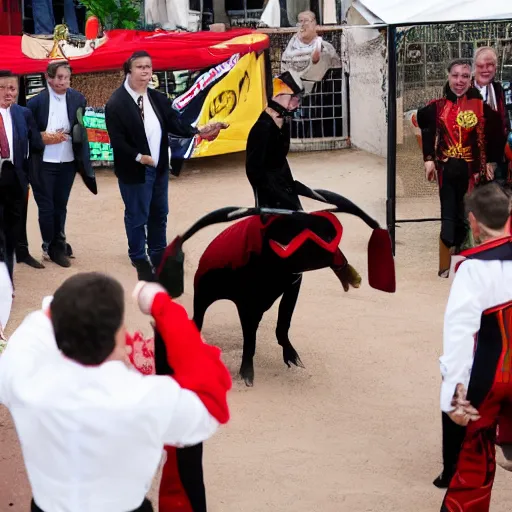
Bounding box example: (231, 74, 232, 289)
(433, 471, 453, 489)
(131, 259, 155, 282)
(49, 248, 71, 268)
(18, 254, 45, 269)
(66, 243, 75, 259)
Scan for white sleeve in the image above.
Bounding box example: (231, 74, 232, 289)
(0, 310, 58, 406)
(156, 378, 219, 447)
(440, 262, 487, 412)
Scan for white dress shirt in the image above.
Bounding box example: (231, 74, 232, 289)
(474, 81, 497, 110)
(0, 304, 219, 512)
(0, 106, 14, 164)
(43, 87, 74, 164)
(124, 79, 162, 167)
(440, 257, 512, 412)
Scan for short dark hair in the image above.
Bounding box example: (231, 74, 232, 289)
(46, 61, 72, 78)
(0, 70, 17, 79)
(465, 182, 511, 230)
(447, 58, 472, 73)
(123, 51, 152, 75)
(50, 272, 125, 365)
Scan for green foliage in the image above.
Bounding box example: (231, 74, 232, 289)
(78, 0, 142, 30)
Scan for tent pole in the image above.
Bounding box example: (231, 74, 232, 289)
(386, 24, 397, 255)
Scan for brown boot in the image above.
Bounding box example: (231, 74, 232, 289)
(333, 263, 362, 292)
(438, 239, 452, 278)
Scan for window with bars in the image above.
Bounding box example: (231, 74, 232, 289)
(267, 29, 347, 143)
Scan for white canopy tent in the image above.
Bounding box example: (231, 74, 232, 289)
(349, 1, 512, 252)
(351, 0, 512, 25)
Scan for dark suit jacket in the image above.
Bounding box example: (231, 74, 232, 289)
(6, 104, 44, 190)
(27, 87, 93, 182)
(105, 85, 198, 184)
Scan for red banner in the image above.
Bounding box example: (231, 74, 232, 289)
(0, 29, 270, 75)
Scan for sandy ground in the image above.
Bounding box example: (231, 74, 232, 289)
(1, 148, 511, 511)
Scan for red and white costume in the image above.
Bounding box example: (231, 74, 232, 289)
(440, 237, 512, 511)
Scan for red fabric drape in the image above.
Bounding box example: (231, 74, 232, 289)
(0, 28, 270, 75)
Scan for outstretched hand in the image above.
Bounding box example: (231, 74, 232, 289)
(448, 383, 481, 426)
(198, 122, 229, 141)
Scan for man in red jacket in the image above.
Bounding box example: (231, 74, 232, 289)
(0, 272, 231, 512)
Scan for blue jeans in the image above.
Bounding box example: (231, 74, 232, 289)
(118, 167, 169, 268)
(32, 0, 79, 35)
(31, 161, 77, 253)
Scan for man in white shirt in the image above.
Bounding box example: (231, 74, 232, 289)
(0, 272, 231, 512)
(438, 183, 512, 511)
(105, 51, 227, 282)
(27, 61, 94, 268)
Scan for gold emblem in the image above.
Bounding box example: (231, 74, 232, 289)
(456, 110, 478, 129)
(444, 143, 473, 161)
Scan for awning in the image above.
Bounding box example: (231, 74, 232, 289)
(351, 0, 512, 25)
(0, 29, 270, 75)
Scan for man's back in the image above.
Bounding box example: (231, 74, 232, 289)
(0, 309, 218, 512)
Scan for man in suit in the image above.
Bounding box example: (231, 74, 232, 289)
(0, 70, 44, 284)
(27, 60, 94, 268)
(472, 46, 510, 183)
(105, 51, 227, 281)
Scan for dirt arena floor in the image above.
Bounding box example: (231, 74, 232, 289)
(1, 148, 511, 511)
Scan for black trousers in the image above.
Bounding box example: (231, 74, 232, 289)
(441, 411, 466, 478)
(15, 186, 30, 261)
(31, 161, 76, 253)
(0, 163, 25, 281)
(31, 497, 153, 512)
(439, 158, 470, 249)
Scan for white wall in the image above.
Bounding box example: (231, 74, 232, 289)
(345, 24, 388, 158)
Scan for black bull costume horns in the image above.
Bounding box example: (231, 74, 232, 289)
(155, 187, 396, 387)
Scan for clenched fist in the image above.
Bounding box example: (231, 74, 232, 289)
(132, 281, 166, 315)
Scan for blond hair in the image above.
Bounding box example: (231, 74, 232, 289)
(474, 46, 498, 66)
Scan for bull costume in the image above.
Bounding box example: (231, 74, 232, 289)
(148, 71, 395, 510)
(417, 77, 502, 279)
(439, 230, 512, 511)
(151, 194, 395, 512)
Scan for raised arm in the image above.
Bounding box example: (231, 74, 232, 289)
(163, 102, 199, 139)
(133, 283, 231, 425)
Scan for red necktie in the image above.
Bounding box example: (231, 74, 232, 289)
(0, 113, 10, 159)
